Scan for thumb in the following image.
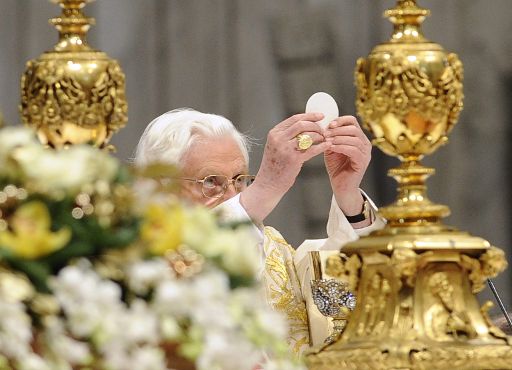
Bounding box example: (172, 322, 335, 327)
(302, 141, 331, 162)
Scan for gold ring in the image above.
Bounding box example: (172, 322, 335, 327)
(296, 134, 313, 150)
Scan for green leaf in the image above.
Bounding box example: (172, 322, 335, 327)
(40, 241, 96, 270)
(229, 274, 256, 289)
(100, 226, 140, 249)
(0, 251, 52, 293)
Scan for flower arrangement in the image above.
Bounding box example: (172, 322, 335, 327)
(0, 127, 304, 370)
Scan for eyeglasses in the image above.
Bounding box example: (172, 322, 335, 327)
(182, 174, 255, 199)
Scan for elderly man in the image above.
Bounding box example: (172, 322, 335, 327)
(134, 108, 385, 354)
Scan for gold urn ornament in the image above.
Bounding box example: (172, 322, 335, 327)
(355, 0, 463, 225)
(306, 1, 512, 369)
(20, 0, 128, 148)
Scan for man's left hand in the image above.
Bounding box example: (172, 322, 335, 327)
(324, 115, 372, 219)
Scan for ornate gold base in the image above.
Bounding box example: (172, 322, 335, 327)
(343, 227, 492, 254)
(307, 341, 512, 370)
(378, 203, 451, 226)
(306, 225, 510, 370)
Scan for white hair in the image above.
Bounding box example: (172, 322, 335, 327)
(134, 108, 250, 167)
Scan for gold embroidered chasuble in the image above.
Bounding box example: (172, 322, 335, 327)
(262, 226, 310, 355)
(215, 193, 385, 354)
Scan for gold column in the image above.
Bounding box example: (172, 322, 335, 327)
(306, 1, 512, 369)
(20, 0, 127, 148)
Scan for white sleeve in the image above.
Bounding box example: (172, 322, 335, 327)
(323, 190, 385, 251)
(292, 191, 385, 346)
(294, 190, 385, 285)
(295, 190, 385, 264)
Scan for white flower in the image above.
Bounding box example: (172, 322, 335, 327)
(230, 289, 289, 340)
(153, 279, 192, 317)
(254, 309, 289, 341)
(182, 206, 218, 249)
(197, 330, 260, 370)
(0, 299, 33, 359)
(218, 227, 260, 278)
(129, 346, 167, 370)
(17, 354, 52, 370)
(192, 270, 230, 302)
(0, 127, 41, 178)
(122, 299, 159, 345)
(44, 317, 91, 365)
(102, 345, 168, 370)
(132, 178, 176, 213)
(51, 262, 124, 340)
(95, 279, 122, 305)
(101, 343, 128, 370)
(160, 316, 182, 340)
(51, 261, 170, 370)
(0, 127, 38, 157)
(126, 259, 174, 295)
(186, 216, 260, 278)
(191, 301, 235, 331)
(263, 360, 307, 370)
(188, 227, 230, 258)
(13, 144, 118, 196)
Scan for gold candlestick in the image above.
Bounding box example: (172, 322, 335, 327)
(20, 0, 128, 148)
(306, 1, 512, 369)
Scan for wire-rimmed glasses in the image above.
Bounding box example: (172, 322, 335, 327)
(182, 174, 255, 198)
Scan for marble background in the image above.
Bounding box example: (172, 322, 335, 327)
(1, 0, 511, 312)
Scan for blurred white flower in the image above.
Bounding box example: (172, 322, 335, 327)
(153, 279, 192, 317)
(0, 299, 33, 360)
(129, 346, 167, 370)
(123, 299, 159, 345)
(0, 127, 40, 178)
(12, 144, 118, 196)
(263, 360, 307, 370)
(132, 178, 177, 213)
(192, 270, 230, 302)
(160, 316, 182, 340)
(43, 316, 91, 365)
(197, 330, 261, 370)
(18, 354, 52, 370)
(183, 206, 218, 248)
(127, 259, 174, 295)
(102, 343, 128, 370)
(51, 263, 124, 341)
(255, 308, 289, 341)
(218, 227, 260, 278)
(0, 127, 38, 158)
(184, 209, 260, 278)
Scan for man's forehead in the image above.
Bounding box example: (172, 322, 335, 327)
(183, 136, 248, 177)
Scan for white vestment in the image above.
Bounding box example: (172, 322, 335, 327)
(217, 193, 385, 354)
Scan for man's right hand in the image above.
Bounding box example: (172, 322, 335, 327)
(240, 113, 330, 224)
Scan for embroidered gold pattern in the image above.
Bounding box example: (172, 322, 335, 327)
(263, 227, 310, 354)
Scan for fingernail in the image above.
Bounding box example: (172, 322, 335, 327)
(330, 121, 337, 128)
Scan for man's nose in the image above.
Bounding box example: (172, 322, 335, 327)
(222, 181, 238, 200)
